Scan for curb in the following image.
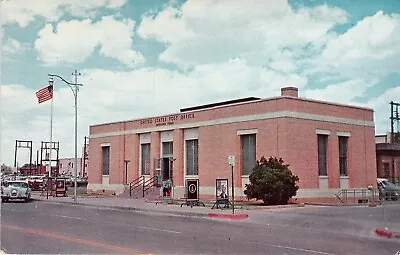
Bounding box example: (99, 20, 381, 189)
(305, 202, 381, 207)
(375, 228, 393, 238)
(375, 228, 400, 239)
(240, 203, 306, 210)
(32, 197, 209, 219)
(208, 213, 249, 220)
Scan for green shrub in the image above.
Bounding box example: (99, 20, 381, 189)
(244, 156, 299, 205)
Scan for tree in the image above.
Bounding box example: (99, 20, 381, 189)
(1, 164, 12, 174)
(244, 156, 299, 205)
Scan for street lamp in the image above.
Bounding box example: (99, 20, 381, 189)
(124, 160, 130, 185)
(48, 71, 83, 202)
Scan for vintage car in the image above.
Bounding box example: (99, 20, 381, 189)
(1, 181, 32, 202)
(27, 175, 45, 191)
(377, 178, 400, 201)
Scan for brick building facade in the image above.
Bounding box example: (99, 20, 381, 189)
(375, 134, 400, 184)
(87, 87, 377, 202)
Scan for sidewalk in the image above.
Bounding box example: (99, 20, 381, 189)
(31, 193, 252, 219)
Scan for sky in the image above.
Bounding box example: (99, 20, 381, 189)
(1, 0, 399, 166)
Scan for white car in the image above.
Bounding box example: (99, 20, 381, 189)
(1, 181, 32, 203)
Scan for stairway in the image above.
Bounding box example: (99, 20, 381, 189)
(118, 185, 161, 201)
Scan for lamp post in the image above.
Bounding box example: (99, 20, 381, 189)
(228, 156, 235, 214)
(124, 160, 130, 185)
(48, 71, 83, 202)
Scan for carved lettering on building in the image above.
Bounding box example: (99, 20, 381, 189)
(140, 113, 195, 126)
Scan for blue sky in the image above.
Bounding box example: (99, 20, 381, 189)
(1, 0, 399, 166)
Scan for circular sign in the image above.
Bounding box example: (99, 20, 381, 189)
(188, 184, 196, 194)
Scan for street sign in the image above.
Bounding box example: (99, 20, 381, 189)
(228, 155, 235, 166)
(186, 179, 199, 201)
(162, 180, 172, 198)
(215, 178, 229, 201)
(55, 178, 66, 197)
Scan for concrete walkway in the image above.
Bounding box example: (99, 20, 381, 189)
(31, 193, 255, 219)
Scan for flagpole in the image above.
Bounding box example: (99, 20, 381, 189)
(47, 78, 54, 199)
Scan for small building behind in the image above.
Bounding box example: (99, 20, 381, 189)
(375, 133, 400, 184)
(59, 157, 84, 176)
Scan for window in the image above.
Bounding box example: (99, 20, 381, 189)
(141, 144, 150, 175)
(338, 137, 348, 176)
(162, 142, 173, 156)
(317, 135, 328, 176)
(186, 139, 198, 175)
(101, 146, 110, 175)
(241, 134, 256, 175)
(383, 162, 390, 177)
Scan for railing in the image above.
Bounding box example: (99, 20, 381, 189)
(129, 175, 159, 197)
(335, 188, 381, 205)
(142, 176, 158, 197)
(129, 176, 145, 197)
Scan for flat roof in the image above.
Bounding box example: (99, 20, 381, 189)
(90, 93, 374, 127)
(180, 97, 260, 112)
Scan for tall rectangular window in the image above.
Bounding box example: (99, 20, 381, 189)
(162, 142, 173, 156)
(186, 139, 198, 175)
(141, 143, 150, 175)
(241, 134, 256, 175)
(383, 162, 390, 177)
(102, 146, 110, 175)
(338, 136, 348, 176)
(317, 135, 328, 176)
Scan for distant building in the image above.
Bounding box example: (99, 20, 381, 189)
(375, 133, 400, 184)
(19, 163, 43, 175)
(59, 157, 85, 177)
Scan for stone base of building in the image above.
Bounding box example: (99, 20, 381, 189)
(87, 183, 375, 204)
(87, 183, 125, 195)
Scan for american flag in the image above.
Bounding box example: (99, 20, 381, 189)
(35, 85, 53, 104)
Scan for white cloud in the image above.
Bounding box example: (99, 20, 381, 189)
(314, 11, 400, 80)
(2, 37, 29, 54)
(367, 86, 400, 135)
(0, 60, 309, 165)
(302, 79, 371, 105)
(34, 16, 144, 67)
(1, 0, 127, 27)
(137, 0, 348, 68)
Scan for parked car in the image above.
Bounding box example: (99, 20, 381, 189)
(27, 175, 45, 191)
(377, 178, 400, 201)
(1, 181, 32, 202)
(69, 177, 88, 187)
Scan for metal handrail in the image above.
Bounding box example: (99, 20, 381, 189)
(335, 188, 381, 204)
(129, 176, 145, 197)
(142, 176, 158, 197)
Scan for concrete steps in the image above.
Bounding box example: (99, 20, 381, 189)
(118, 185, 161, 200)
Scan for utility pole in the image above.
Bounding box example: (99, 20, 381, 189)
(73, 70, 81, 202)
(83, 136, 88, 178)
(48, 71, 82, 202)
(390, 101, 400, 183)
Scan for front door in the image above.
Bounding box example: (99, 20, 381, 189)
(162, 158, 170, 180)
(161, 141, 173, 182)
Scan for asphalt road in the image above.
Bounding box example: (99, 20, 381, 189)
(1, 200, 400, 255)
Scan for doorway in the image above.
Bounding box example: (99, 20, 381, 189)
(162, 157, 170, 180)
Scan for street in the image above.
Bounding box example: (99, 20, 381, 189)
(1, 200, 400, 255)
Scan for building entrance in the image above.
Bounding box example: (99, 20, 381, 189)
(162, 157, 171, 180)
(161, 141, 173, 182)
